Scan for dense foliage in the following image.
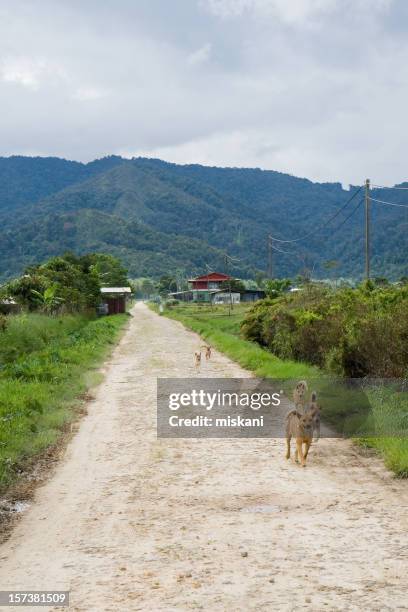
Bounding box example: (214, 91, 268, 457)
(1, 156, 407, 282)
(241, 282, 408, 378)
(0, 252, 129, 313)
(0, 155, 122, 212)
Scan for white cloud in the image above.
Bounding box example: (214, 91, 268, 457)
(0, 55, 68, 92)
(201, 0, 337, 22)
(0, 57, 53, 89)
(200, 0, 252, 18)
(201, 0, 392, 24)
(72, 87, 108, 101)
(187, 43, 212, 66)
(0, 0, 407, 185)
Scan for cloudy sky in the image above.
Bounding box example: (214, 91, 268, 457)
(1, 0, 408, 184)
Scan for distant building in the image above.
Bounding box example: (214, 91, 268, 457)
(0, 298, 21, 314)
(100, 287, 132, 315)
(213, 292, 240, 305)
(169, 272, 266, 304)
(240, 289, 266, 302)
(188, 272, 234, 303)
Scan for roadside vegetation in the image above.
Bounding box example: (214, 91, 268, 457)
(0, 252, 131, 492)
(153, 302, 318, 380)
(0, 313, 127, 491)
(242, 280, 408, 378)
(157, 281, 408, 477)
(0, 252, 130, 314)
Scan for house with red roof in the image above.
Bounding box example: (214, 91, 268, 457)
(188, 272, 232, 291)
(187, 272, 237, 302)
(168, 271, 237, 303)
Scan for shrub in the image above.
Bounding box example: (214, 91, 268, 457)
(241, 283, 408, 378)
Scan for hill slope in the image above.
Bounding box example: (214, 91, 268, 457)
(0, 155, 123, 212)
(0, 156, 407, 281)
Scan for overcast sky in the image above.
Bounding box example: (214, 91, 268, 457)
(1, 0, 408, 184)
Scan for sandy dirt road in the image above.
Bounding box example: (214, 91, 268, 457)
(0, 302, 407, 611)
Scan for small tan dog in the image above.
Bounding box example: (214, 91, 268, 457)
(305, 391, 321, 441)
(194, 351, 201, 369)
(201, 345, 211, 360)
(293, 380, 308, 412)
(285, 410, 314, 467)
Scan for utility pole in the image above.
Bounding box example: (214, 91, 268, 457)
(267, 235, 273, 279)
(365, 178, 371, 280)
(224, 253, 233, 316)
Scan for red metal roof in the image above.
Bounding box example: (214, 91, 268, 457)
(189, 272, 232, 282)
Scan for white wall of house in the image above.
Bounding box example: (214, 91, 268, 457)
(213, 292, 240, 305)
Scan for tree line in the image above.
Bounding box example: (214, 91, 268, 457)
(0, 252, 130, 315)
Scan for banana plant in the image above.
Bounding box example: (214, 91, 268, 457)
(31, 283, 64, 314)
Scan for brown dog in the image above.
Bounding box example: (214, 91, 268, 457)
(201, 345, 211, 360)
(285, 410, 314, 467)
(305, 391, 321, 441)
(194, 351, 201, 369)
(293, 380, 308, 412)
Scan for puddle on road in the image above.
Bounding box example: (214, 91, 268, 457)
(0, 500, 30, 514)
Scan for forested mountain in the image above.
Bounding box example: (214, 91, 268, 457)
(0, 155, 123, 212)
(0, 155, 407, 281)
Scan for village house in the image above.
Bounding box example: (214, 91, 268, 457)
(168, 272, 233, 303)
(188, 272, 235, 302)
(168, 272, 266, 304)
(98, 287, 132, 315)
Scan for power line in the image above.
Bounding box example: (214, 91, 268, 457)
(370, 196, 408, 209)
(372, 184, 408, 190)
(268, 197, 364, 278)
(269, 185, 363, 244)
(271, 243, 298, 256)
(326, 197, 364, 236)
(304, 198, 364, 276)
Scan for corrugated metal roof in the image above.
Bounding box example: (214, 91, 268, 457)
(100, 287, 132, 294)
(188, 272, 233, 282)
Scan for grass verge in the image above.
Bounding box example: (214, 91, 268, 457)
(155, 302, 408, 477)
(155, 303, 318, 379)
(0, 313, 128, 492)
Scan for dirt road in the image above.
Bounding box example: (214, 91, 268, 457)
(0, 302, 407, 611)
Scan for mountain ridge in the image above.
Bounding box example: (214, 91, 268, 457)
(0, 155, 407, 281)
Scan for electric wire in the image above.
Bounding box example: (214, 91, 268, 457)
(269, 185, 363, 244)
(270, 243, 298, 256)
(372, 184, 408, 190)
(325, 197, 364, 235)
(271, 198, 363, 256)
(370, 197, 408, 209)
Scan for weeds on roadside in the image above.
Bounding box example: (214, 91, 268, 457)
(0, 313, 127, 490)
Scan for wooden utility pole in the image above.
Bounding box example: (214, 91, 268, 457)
(365, 178, 371, 280)
(224, 254, 232, 316)
(267, 235, 273, 279)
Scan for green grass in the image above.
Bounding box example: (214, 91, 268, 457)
(157, 302, 408, 477)
(0, 313, 128, 491)
(155, 302, 318, 379)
